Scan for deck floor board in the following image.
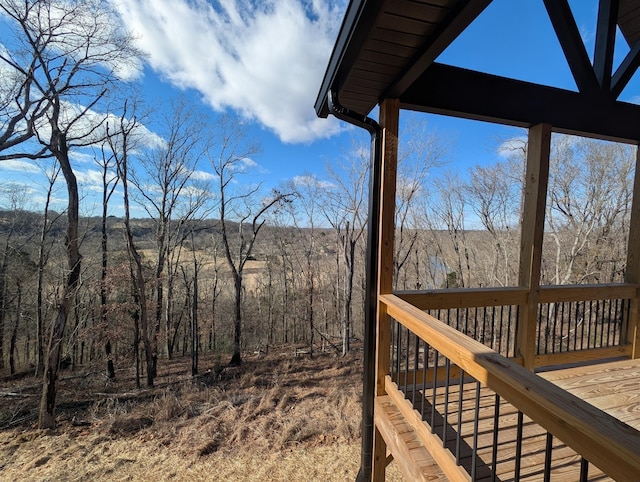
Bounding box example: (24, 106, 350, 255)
(384, 358, 640, 481)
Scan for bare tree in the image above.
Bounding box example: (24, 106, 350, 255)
(105, 100, 154, 388)
(0, 0, 142, 428)
(95, 142, 119, 378)
(33, 161, 63, 375)
(0, 184, 31, 370)
(323, 145, 369, 355)
(130, 100, 209, 376)
(545, 136, 634, 284)
(393, 120, 447, 289)
(286, 175, 326, 357)
(208, 114, 290, 365)
(432, 172, 474, 288)
(466, 158, 522, 287)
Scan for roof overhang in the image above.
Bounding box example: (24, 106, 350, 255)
(316, 0, 640, 143)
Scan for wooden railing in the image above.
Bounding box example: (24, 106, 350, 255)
(379, 293, 640, 481)
(396, 284, 635, 368)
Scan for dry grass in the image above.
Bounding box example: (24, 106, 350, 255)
(0, 349, 404, 481)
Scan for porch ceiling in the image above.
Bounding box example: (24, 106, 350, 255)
(315, 0, 640, 143)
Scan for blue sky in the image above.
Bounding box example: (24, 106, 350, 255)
(1, 0, 639, 216)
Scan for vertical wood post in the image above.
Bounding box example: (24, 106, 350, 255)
(625, 145, 640, 358)
(517, 123, 551, 371)
(372, 98, 399, 482)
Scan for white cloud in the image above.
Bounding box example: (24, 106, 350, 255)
(75, 169, 105, 187)
(292, 174, 334, 189)
(112, 0, 345, 143)
(28, 100, 164, 153)
(191, 170, 216, 181)
(0, 159, 41, 173)
(497, 136, 527, 158)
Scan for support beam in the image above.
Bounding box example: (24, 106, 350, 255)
(543, 0, 600, 95)
(373, 98, 400, 482)
(517, 123, 552, 371)
(625, 145, 640, 359)
(402, 63, 640, 143)
(593, 0, 619, 92)
(611, 40, 640, 99)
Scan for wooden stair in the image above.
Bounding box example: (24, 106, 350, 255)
(374, 395, 448, 481)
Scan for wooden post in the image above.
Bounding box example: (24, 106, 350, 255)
(625, 145, 640, 358)
(517, 123, 551, 371)
(373, 98, 399, 482)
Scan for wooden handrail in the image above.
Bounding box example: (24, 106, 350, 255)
(395, 283, 637, 310)
(538, 283, 638, 303)
(380, 293, 640, 481)
(395, 287, 527, 310)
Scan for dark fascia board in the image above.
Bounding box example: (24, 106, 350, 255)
(402, 63, 640, 143)
(314, 0, 387, 118)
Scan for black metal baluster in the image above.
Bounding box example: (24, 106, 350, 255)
(507, 305, 514, 358)
(456, 369, 464, 465)
(606, 298, 614, 347)
(580, 300, 586, 350)
(412, 332, 419, 407)
(559, 302, 566, 352)
(552, 302, 559, 353)
(471, 381, 481, 481)
(543, 432, 553, 482)
(421, 339, 428, 421)
(498, 305, 505, 356)
(490, 305, 496, 350)
(491, 393, 500, 482)
(390, 319, 396, 380)
(579, 457, 589, 482)
(476, 306, 487, 345)
(442, 358, 451, 447)
(514, 411, 524, 482)
(404, 324, 410, 393)
(514, 305, 520, 358)
(587, 300, 597, 348)
(395, 321, 402, 385)
(538, 303, 545, 355)
(431, 351, 439, 433)
(596, 300, 606, 347)
(615, 298, 623, 345)
(572, 301, 579, 351)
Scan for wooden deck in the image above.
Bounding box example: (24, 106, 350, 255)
(377, 358, 640, 481)
(539, 358, 640, 431)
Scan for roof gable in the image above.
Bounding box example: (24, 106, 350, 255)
(316, 0, 640, 143)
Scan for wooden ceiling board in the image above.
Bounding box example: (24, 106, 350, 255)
(618, 0, 640, 45)
(365, 37, 419, 58)
(382, 2, 449, 24)
(368, 28, 424, 50)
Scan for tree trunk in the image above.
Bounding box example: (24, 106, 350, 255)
(39, 131, 81, 429)
(101, 179, 115, 379)
(9, 282, 21, 375)
(230, 274, 243, 366)
(0, 228, 13, 371)
(191, 268, 198, 376)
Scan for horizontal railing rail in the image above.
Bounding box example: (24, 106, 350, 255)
(536, 284, 634, 360)
(380, 293, 640, 481)
(396, 284, 636, 365)
(397, 288, 524, 358)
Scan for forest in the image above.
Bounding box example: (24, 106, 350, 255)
(0, 0, 636, 434)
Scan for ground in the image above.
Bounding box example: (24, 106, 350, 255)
(0, 348, 403, 481)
